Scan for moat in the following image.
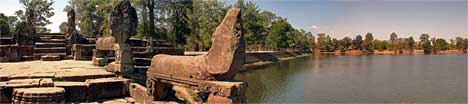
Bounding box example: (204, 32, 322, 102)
(236, 54, 467, 103)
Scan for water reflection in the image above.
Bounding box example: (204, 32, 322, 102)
(235, 54, 467, 103)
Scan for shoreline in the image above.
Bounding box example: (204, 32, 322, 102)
(316, 49, 467, 56)
(240, 49, 466, 72)
(241, 51, 310, 71)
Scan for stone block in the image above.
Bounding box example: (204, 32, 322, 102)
(129, 83, 154, 104)
(54, 82, 87, 102)
(85, 78, 130, 99)
(39, 78, 54, 87)
(1, 79, 41, 103)
(207, 94, 234, 104)
(41, 55, 62, 61)
(0, 74, 9, 81)
(72, 44, 95, 60)
(106, 63, 134, 74)
(206, 81, 247, 104)
(30, 72, 55, 79)
(4, 79, 41, 88)
(92, 57, 108, 66)
(0, 45, 20, 62)
(0, 83, 10, 103)
(54, 69, 115, 82)
(12, 87, 65, 104)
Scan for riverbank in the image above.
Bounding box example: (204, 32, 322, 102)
(242, 51, 310, 71)
(185, 51, 311, 71)
(317, 49, 466, 56)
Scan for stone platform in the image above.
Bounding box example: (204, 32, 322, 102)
(0, 60, 114, 81)
(0, 60, 135, 103)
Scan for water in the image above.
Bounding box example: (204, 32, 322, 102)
(235, 54, 467, 103)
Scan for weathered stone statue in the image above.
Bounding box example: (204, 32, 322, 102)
(93, 0, 137, 74)
(66, 9, 87, 45)
(110, 0, 138, 44)
(66, 9, 76, 38)
(146, 8, 246, 103)
(65, 9, 90, 57)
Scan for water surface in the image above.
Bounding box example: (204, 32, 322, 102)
(235, 54, 467, 103)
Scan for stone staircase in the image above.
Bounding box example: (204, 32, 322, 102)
(34, 33, 67, 60)
(128, 39, 183, 85)
(130, 46, 153, 85)
(0, 36, 15, 45)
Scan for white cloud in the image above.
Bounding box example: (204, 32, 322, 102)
(310, 25, 318, 29)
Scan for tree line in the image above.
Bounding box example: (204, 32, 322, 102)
(1, 0, 466, 53)
(313, 32, 468, 53)
(56, 0, 313, 51)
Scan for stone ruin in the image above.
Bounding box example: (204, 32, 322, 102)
(0, 19, 36, 62)
(66, 9, 90, 58)
(93, 0, 138, 76)
(0, 20, 20, 62)
(65, 9, 95, 61)
(144, 8, 247, 104)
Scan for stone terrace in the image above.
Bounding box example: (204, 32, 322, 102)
(0, 60, 113, 81)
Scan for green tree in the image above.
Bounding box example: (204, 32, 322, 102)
(187, 0, 226, 51)
(342, 37, 352, 51)
(305, 32, 315, 51)
(59, 22, 67, 33)
(454, 37, 467, 51)
(389, 32, 398, 50)
(433, 38, 449, 51)
(66, 0, 116, 37)
(15, 0, 55, 33)
(373, 40, 384, 51)
(362, 32, 374, 52)
(316, 33, 326, 51)
(266, 19, 293, 50)
(353, 35, 363, 50)
(0, 14, 11, 36)
(169, 0, 193, 47)
(419, 34, 431, 53)
(407, 36, 415, 53)
(235, 0, 269, 50)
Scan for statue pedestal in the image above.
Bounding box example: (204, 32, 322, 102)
(106, 44, 134, 76)
(206, 81, 247, 104)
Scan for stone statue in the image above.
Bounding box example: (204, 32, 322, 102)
(66, 9, 87, 51)
(66, 9, 76, 37)
(146, 8, 246, 103)
(93, 0, 137, 75)
(110, 0, 138, 44)
(148, 8, 244, 81)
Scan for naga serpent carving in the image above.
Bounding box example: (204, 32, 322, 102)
(146, 8, 245, 102)
(148, 8, 244, 81)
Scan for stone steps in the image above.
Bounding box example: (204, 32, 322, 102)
(33, 53, 67, 60)
(34, 33, 67, 61)
(35, 42, 66, 48)
(34, 47, 67, 53)
(0, 37, 15, 45)
(38, 38, 66, 43)
(38, 35, 66, 39)
(133, 57, 151, 66)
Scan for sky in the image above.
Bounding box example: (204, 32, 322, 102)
(0, 0, 466, 40)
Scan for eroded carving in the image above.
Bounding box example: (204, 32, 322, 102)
(147, 8, 246, 103)
(93, 0, 137, 75)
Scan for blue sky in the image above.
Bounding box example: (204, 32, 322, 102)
(1, 0, 466, 40)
